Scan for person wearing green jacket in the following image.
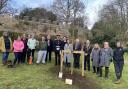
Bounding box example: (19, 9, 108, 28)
(36, 36, 48, 64)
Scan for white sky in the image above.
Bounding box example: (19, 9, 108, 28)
(86, 0, 109, 29)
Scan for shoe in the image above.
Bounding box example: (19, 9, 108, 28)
(114, 79, 120, 84)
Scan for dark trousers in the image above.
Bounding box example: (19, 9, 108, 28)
(93, 66, 99, 74)
(27, 49, 35, 63)
(2, 52, 9, 65)
(21, 51, 27, 63)
(13, 52, 22, 65)
(84, 55, 90, 71)
(114, 61, 124, 80)
(46, 50, 52, 62)
(55, 52, 60, 65)
(99, 66, 109, 78)
(73, 54, 80, 68)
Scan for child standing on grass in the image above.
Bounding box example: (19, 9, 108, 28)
(13, 36, 24, 66)
(36, 36, 47, 64)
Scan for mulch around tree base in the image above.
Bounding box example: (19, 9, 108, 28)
(50, 66, 102, 89)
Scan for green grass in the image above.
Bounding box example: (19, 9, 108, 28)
(0, 53, 78, 89)
(0, 53, 128, 89)
(85, 53, 128, 89)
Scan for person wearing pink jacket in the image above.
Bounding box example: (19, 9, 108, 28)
(13, 36, 24, 66)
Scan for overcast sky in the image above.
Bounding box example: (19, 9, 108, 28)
(11, 0, 109, 29)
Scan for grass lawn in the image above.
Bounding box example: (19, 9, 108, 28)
(0, 53, 78, 89)
(85, 53, 128, 89)
(0, 53, 128, 89)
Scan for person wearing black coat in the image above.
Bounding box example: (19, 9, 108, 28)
(21, 34, 28, 64)
(61, 36, 67, 50)
(83, 40, 92, 71)
(113, 42, 128, 84)
(73, 39, 82, 68)
(53, 34, 62, 66)
(46, 35, 53, 62)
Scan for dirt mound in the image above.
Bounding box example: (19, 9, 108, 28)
(50, 66, 102, 89)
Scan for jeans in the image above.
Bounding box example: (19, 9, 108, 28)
(13, 52, 22, 65)
(2, 52, 9, 64)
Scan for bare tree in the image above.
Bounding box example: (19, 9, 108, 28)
(93, 0, 128, 45)
(53, 0, 85, 24)
(0, 0, 10, 14)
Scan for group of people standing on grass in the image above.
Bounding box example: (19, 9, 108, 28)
(0, 31, 127, 84)
(83, 41, 126, 84)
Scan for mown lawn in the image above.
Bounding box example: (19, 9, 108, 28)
(85, 53, 128, 89)
(0, 53, 128, 89)
(0, 53, 78, 89)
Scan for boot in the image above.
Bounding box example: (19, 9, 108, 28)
(98, 67, 102, 77)
(93, 66, 96, 73)
(105, 67, 109, 79)
(114, 79, 121, 84)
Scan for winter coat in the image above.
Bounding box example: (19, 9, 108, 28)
(47, 39, 53, 51)
(0, 36, 12, 52)
(53, 39, 62, 52)
(27, 38, 37, 50)
(36, 41, 48, 51)
(22, 38, 28, 52)
(99, 47, 113, 67)
(83, 45, 92, 56)
(73, 42, 82, 56)
(64, 43, 73, 63)
(113, 47, 128, 63)
(92, 48, 100, 67)
(13, 40, 24, 52)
